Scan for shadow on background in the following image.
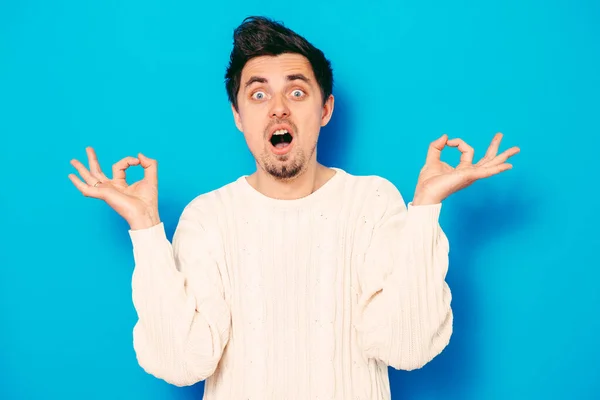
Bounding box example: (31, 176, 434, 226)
(389, 177, 538, 399)
(317, 87, 354, 169)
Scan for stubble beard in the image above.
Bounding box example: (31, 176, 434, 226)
(259, 140, 318, 181)
(258, 119, 317, 181)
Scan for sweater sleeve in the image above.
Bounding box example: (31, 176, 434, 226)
(128, 202, 231, 386)
(354, 179, 452, 371)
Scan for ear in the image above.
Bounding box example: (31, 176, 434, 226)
(320, 94, 335, 127)
(231, 103, 243, 132)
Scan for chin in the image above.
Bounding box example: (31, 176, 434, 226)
(266, 164, 303, 180)
(261, 151, 306, 180)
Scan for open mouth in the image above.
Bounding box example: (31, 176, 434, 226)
(269, 128, 294, 150)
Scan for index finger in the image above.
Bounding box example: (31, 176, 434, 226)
(112, 157, 140, 181)
(446, 138, 474, 165)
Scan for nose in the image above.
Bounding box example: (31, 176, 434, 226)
(269, 94, 290, 119)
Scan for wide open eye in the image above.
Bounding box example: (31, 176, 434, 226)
(252, 91, 267, 100)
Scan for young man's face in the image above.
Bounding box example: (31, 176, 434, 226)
(232, 53, 334, 180)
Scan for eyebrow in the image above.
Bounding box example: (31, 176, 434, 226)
(287, 74, 311, 84)
(244, 74, 311, 89)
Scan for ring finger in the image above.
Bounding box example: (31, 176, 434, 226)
(70, 159, 100, 186)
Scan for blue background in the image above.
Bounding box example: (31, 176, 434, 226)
(1, 0, 598, 399)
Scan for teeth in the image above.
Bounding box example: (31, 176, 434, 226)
(272, 129, 289, 136)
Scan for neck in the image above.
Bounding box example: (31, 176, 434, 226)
(247, 159, 335, 200)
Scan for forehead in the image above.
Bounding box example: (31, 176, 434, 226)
(241, 53, 316, 83)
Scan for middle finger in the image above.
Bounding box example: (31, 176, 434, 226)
(70, 159, 97, 186)
(482, 133, 503, 161)
(86, 147, 108, 181)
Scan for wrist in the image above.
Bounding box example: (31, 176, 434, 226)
(412, 192, 442, 206)
(128, 210, 160, 230)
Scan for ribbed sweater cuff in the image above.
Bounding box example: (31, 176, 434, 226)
(128, 223, 170, 263)
(406, 202, 442, 228)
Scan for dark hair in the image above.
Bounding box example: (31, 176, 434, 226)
(225, 16, 334, 110)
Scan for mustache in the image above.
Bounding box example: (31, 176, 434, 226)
(264, 118, 298, 138)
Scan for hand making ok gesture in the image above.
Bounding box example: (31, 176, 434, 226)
(68, 147, 161, 229)
(413, 133, 520, 205)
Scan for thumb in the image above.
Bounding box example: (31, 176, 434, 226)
(138, 152, 154, 166)
(425, 134, 448, 163)
(434, 133, 448, 145)
(138, 152, 158, 182)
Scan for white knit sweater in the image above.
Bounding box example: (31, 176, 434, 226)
(128, 168, 453, 399)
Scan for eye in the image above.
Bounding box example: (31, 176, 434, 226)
(251, 91, 267, 100)
(291, 89, 305, 98)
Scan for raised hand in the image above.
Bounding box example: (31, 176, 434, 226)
(68, 147, 160, 230)
(413, 133, 520, 205)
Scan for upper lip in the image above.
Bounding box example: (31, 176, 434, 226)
(268, 123, 295, 139)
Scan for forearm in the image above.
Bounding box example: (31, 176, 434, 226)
(356, 203, 452, 370)
(129, 223, 231, 386)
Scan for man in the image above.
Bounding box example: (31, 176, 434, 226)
(68, 16, 519, 400)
